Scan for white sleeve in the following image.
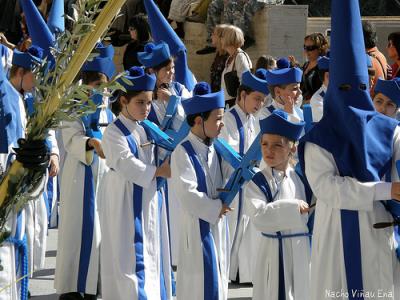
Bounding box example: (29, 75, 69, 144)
(236, 52, 252, 84)
(390, 126, 400, 182)
(102, 125, 156, 189)
(47, 130, 59, 157)
(62, 120, 93, 166)
(245, 180, 305, 232)
(310, 93, 323, 122)
(219, 114, 239, 184)
(304, 142, 392, 211)
(170, 144, 222, 224)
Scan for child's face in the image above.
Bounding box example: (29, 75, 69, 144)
(121, 91, 153, 121)
(261, 133, 295, 171)
(203, 108, 225, 138)
(275, 83, 302, 104)
(373, 93, 398, 118)
(155, 61, 175, 85)
(239, 90, 266, 114)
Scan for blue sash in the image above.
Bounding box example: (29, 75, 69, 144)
(148, 104, 161, 126)
(181, 141, 219, 300)
(251, 171, 286, 300)
(333, 158, 364, 300)
(252, 171, 312, 300)
(229, 108, 245, 251)
(114, 118, 148, 299)
(77, 107, 113, 292)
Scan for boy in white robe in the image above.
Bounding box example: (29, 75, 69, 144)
(0, 46, 48, 300)
(220, 70, 268, 283)
(170, 82, 231, 300)
(99, 67, 173, 300)
(299, 0, 400, 298)
(246, 110, 310, 300)
(256, 63, 304, 125)
(138, 41, 191, 267)
(55, 43, 115, 300)
(372, 78, 400, 259)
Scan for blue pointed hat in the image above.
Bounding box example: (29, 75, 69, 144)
(259, 110, 305, 141)
(241, 70, 269, 95)
(12, 45, 44, 69)
(95, 42, 115, 59)
(182, 82, 225, 115)
(137, 42, 171, 68)
(144, 0, 195, 91)
(47, 0, 65, 34)
(82, 43, 115, 80)
(374, 78, 400, 106)
(20, 0, 55, 56)
(299, 0, 398, 185)
(317, 56, 329, 71)
(117, 66, 156, 92)
(0, 64, 24, 153)
(265, 67, 302, 85)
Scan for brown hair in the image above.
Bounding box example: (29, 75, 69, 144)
(213, 24, 229, 54)
(304, 32, 329, 56)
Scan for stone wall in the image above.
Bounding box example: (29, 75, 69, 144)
(112, 6, 400, 83)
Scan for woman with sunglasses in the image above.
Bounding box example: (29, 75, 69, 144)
(300, 33, 329, 103)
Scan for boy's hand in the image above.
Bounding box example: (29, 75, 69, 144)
(48, 154, 59, 177)
(157, 88, 172, 102)
(391, 182, 400, 201)
(283, 95, 295, 114)
(88, 138, 105, 159)
(298, 200, 310, 214)
(219, 203, 233, 218)
(155, 158, 171, 179)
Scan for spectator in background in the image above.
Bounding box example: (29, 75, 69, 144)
(122, 14, 151, 70)
(387, 32, 400, 78)
(255, 55, 276, 70)
(362, 21, 389, 97)
(186, 0, 212, 23)
(210, 24, 229, 92)
(300, 32, 328, 103)
(196, 0, 281, 55)
(168, 0, 197, 38)
(220, 25, 252, 107)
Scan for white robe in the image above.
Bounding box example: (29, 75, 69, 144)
(303, 127, 400, 300)
(170, 132, 229, 300)
(99, 115, 173, 300)
(150, 84, 191, 266)
(26, 130, 59, 275)
(219, 104, 258, 283)
(245, 166, 310, 300)
(54, 109, 111, 294)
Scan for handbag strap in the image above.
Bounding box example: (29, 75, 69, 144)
(232, 49, 252, 72)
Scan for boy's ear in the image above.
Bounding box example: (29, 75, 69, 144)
(120, 95, 128, 106)
(291, 143, 297, 154)
(194, 115, 203, 126)
(274, 86, 281, 97)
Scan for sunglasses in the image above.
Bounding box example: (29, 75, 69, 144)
(303, 45, 319, 51)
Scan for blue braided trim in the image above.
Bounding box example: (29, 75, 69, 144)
(5, 236, 28, 300)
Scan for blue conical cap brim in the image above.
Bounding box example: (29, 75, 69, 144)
(144, 0, 196, 91)
(20, 0, 55, 53)
(47, 0, 65, 34)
